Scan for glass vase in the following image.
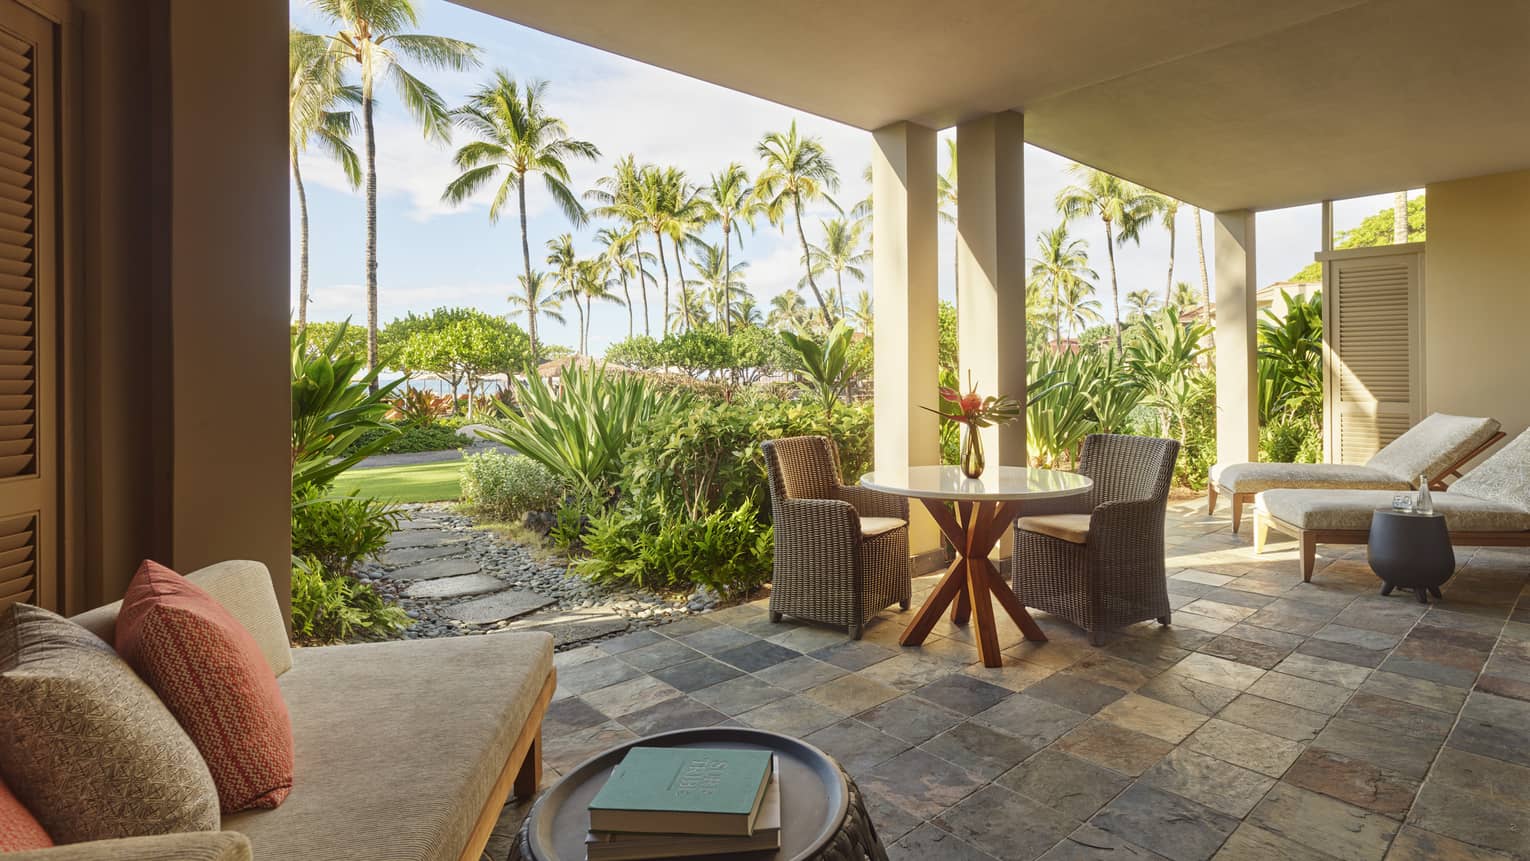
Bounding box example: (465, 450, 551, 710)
(960, 426, 985, 478)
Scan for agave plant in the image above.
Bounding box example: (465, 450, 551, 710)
(291, 321, 403, 490)
(480, 363, 685, 500)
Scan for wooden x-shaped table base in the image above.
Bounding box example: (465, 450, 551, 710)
(899, 498, 1046, 667)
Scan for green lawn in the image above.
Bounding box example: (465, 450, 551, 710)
(333, 461, 462, 503)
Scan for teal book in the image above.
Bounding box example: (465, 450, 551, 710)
(588, 747, 774, 836)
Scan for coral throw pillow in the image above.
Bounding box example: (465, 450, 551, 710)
(116, 560, 295, 813)
(0, 774, 50, 851)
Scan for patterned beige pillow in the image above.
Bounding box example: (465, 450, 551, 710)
(0, 604, 219, 842)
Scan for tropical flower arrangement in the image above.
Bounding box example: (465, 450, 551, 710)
(924, 374, 1023, 477)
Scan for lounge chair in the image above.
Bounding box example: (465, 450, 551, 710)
(1208, 413, 1502, 532)
(1254, 427, 1530, 580)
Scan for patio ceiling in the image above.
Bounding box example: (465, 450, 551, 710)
(452, 0, 1530, 211)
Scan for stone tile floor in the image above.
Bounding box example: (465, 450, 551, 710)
(488, 499, 1530, 860)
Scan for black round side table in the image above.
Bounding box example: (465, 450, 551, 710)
(1367, 509, 1455, 603)
(512, 726, 888, 861)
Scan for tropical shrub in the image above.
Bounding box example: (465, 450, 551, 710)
(291, 322, 402, 490)
(349, 422, 466, 456)
(574, 501, 773, 599)
(386, 387, 454, 427)
(1027, 346, 1144, 467)
(780, 321, 863, 420)
(460, 452, 565, 521)
(291, 486, 403, 577)
(1127, 309, 1211, 444)
(1261, 416, 1323, 464)
(1173, 373, 1218, 489)
(290, 555, 411, 644)
(481, 363, 686, 501)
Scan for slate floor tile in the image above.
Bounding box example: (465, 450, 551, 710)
(1096, 693, 1208, 744)
(804, 672, 902, 715)
(1164, 652, 1267, 691)
(912, 673, 1014, 715)
(934, 784, 1080, 861)
(688, 674, 791, 716)
(543, 695, 607, 733)
(677, 624, 761, 655)
(1040, 824, 1169, 860)
(1446, 690, 1530, 768)
(1090, 782, 1239, 861)
(579, 674, 683, 718)
(1336, 692, 1456, 743)
(1295, 637, 1389, 669)
(810, 639, 897, 671)
(1217, 694, 1331, 743)
(1067, 653, 1157, 691)
(1359, 670, 1469, 713)
(1248, 782, 1398, 861)
(1407, 748, 1530, 858)
(751, 655, 846, 691)
(1056, 719, 1175, 777)
(973, 693, 1090, 748)
(736, 694, 843, 736)
(1024, 671, 1129, 714)
(1184, 718, 1305, 778)
(710, 640, 800, 672)
(998, 749, 1131, 821)
(1274, 653, 1373, 689)
(616, 638, 703, 671)
(962, 655, 1056, 691)
(1246, 671, 1352, 715)
(556, 657, 641, 695)
(860, 748, 985, 819)
(856, 692, 967, 745)
(862, 788, 922, 844)
(1212, 823, 1338, 860)
(1386, 825, 1514, 860)
(1285, 748, 1420, 817)
(1313, 717, 1436, 780)
(596, 628, 663, 654)
(1137, 672, 1241, 716)
(616, 695, 727, 735)
(856, 652, 958, 691)
(1379, 653, 1481, 689)
(888, 824, 997, 861)
(920, 720, 1038, 780)
(647, 657, 742, 692)
(802, 718, 909, 775)
(1141, 747, 1276, 818)
(1198, 635, 1289, 669)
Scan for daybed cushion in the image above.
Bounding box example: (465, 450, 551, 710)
(1256, 489, 1530, 533)
(1448, 427, 1530, 510)
(1211, 462, 1408, 495)
(1362, 412, 1501, 482)
(6, 831, 252, 861)
(859, 516, 906, 538)
(1016, 513, 1092, 544)
(222, 631, 554, 861)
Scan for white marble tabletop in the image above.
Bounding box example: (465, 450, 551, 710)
(860, 465, 1093, 502)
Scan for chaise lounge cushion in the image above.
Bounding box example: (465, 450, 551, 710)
(1255, 489, 1530, 533)
(222, 631, 553, 861)
(1210, 462, 1407, 495)
(1361, 412, 1501, 482)
(1446, 427, 1530, 511)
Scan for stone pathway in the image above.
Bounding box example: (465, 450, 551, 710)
(359, 505, 717, 649)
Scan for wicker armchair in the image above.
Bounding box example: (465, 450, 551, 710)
(762, 436, 911, 639)
(1012, 434, 1180, 646)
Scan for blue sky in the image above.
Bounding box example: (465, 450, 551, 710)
(290, 0, 1407, 355)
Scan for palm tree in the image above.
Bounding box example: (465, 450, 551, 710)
(662, 171, 704, 334)
(1026, 224, 1097, 346)
(668, 283, 708, 333)
(597, 226, 647, 339)
(545, 233, 581, 351)
(289, 29, 361, 337)
(689, 241, 749, 329)
(850, 289, 874, 334)
(756, 122, 841, 323)
(509, 270, 565, 355)
(313, 0, 479, 376)
(1158, 195, 1180, 304)
(1055, 164, 1158, 350)
(587, 156, 655, 336)
(1191, 205, 1211, 319)
(441, 72, 598, 359)
(735, 295, 764, 327)
(1126, 289, 1157, 321)
(937, 138, 958, 303)
(803, 218, 869, 315)
(576, 257, 620, 354)
(1169, 280, 1199, 311)
(618, 165, 683, 334)
(695, 163, 763, 333)
(768, 290, 812, 332)
(1055, 276, 1104, 343)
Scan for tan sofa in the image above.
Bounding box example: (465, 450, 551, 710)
(11, 560, 556, 861)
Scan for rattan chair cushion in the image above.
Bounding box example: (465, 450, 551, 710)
(859, 517, 906, 538)
(1015, 513, 1091, 544)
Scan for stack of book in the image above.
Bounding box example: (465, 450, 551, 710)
(585, 746, 781, 861)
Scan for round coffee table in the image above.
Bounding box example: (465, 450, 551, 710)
(512, 727, 888, 861)
(1367, 509, 1455, 603)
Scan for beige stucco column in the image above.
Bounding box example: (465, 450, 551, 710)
(1213, 210, 1259, 465)
(872, 121, 941, 558)
(956, 112, 1027, 464)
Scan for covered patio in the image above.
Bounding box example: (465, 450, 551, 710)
(509, 500, 1530, 859)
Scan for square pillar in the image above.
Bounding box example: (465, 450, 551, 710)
(1214, 210, 1258, 465)
(956, 112, 1027, 464)
(872, 121, 940, 557)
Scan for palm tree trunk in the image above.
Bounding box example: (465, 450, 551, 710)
(575, 291, 586, 355)
(632, 229, 650, 337)
(793, 194, 834, 324)
(293, 147, 310, 337)
(1104, 219, 1122, 352)
(672, 236, 691, 332)
(517, 178, 536, 359)
(835, 268, 845, 318)
(1193, 206, 1211, 319)
(363, 83, 379, 385)
(1164, 215, 1177, 305)
(653, 227, 670, 335)
(621, 271, 633, 339)
(1393, 191, 1408, 243)
(721, 221, 733, 335)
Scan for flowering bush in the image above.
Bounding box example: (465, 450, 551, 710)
(460, 451, 566, 522)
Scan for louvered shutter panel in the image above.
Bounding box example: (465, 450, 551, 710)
(1323, 249, 1422, 465)
(0, 2, 54, 615)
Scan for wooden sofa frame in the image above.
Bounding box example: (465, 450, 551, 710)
(1209, 431, 1506, 534)
(1253, 510, 1530, 582)
(459, 669, 556, 861)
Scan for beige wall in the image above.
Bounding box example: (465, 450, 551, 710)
(68, 0, 291, 613)
(1423, 169, 1530, 443)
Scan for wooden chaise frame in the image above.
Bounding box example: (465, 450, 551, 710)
(1208, 431, 1505, 534)
(1253, 512, 1530, 582)
(458, 669, 556, 861)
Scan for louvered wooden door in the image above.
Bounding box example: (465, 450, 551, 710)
(0, 2, 54, 615)
(1320, 245, 1424, 465)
